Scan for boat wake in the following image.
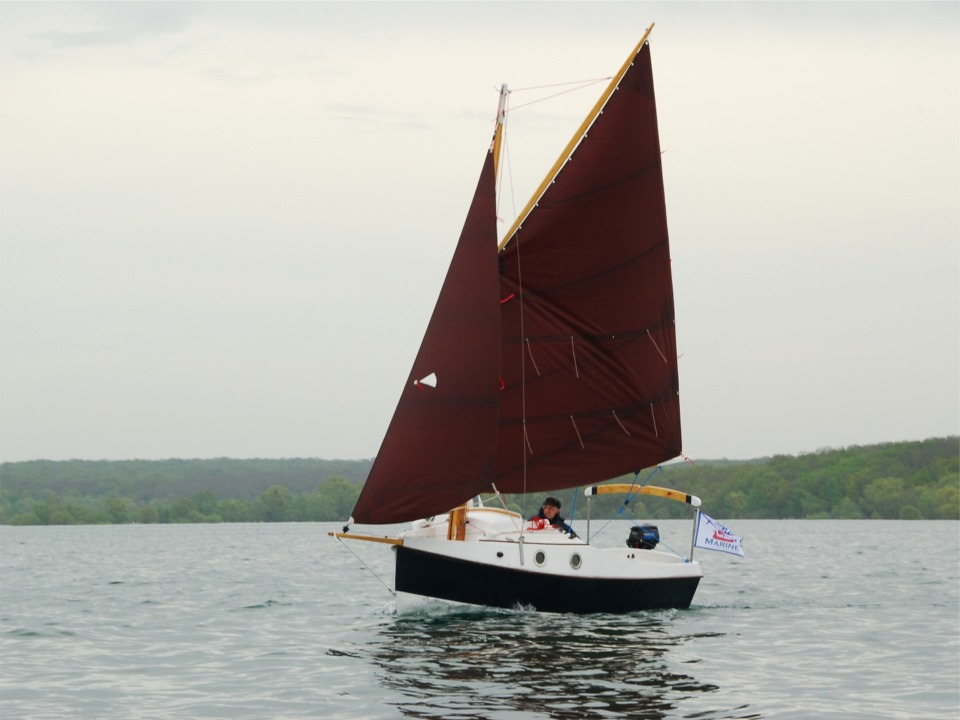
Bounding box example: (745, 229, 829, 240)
(389, 592, 539, 619)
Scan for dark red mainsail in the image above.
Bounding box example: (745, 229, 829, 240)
(351, 41, 680, 524)
(495, 42, 680, 494)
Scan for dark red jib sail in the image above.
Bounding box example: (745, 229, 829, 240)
(351, 40, 680, 524)
(350, 148, 501, 524)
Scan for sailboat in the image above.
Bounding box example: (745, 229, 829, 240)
(331, 26, 706, 613)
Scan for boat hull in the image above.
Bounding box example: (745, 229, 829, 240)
(395, 544, 701, 614)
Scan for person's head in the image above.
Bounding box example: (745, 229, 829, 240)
(542, 497, 561, 519)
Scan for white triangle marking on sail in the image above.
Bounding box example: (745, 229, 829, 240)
(415, 372, 437, 388)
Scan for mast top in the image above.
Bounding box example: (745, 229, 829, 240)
(498, 23, 656, 251)
(492, 83, 510, 179)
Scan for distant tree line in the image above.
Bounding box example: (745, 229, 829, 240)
(1, 438, 956, 526)
(1, 477, 362, 526)
(1, 458, 371, 525)
(0, 457, 371, 502)
(551, 436, 959, 522)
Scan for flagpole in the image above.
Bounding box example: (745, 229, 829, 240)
(689, 509, 700, 561)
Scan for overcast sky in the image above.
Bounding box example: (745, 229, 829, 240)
(1, 1, 957, 464)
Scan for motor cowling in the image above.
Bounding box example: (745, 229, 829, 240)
(626, 524, 660, 550)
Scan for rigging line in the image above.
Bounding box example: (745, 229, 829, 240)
(505, 78, 611, 113)
(506, 91, 514, 207)
(525, 338, 541, 376)
(508, 76, 611, 93)
(654, 535, 688, 561)
(643, 465, 666, 489)
(618, 470, 643, 515)
(333, 534, 396, 598)
(491, 483, 523, 533)
(512, 194, 529, 526)
(593, 467, 663, 539)
(497, 90, 531, 526)
(570, 336, 580, 378)
(499, 26, 654, 253)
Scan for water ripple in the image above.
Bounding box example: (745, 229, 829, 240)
(1, 520, 957, 719)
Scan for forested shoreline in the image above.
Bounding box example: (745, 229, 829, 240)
(1, 437, 956, 525)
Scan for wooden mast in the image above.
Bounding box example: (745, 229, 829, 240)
(492, 83, 509, 179)
(498, 23, 656, 252)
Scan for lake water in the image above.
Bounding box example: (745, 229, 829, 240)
(1, 520, 957, 719)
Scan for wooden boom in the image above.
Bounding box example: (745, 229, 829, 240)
(328, 531, 404, 546)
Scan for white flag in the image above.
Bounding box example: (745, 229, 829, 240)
(694, 512, 745, 557)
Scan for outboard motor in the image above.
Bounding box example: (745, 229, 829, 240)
(626, 524, 660, 550)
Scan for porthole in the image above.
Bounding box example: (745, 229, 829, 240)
(534, 550, 546, 566)
(570, 553, 582, 570)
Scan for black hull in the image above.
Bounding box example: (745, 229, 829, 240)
(395, 545, 700, 614)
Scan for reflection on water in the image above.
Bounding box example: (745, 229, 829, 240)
(5, 522, 954, 719)
(366, 605, 736, 720)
